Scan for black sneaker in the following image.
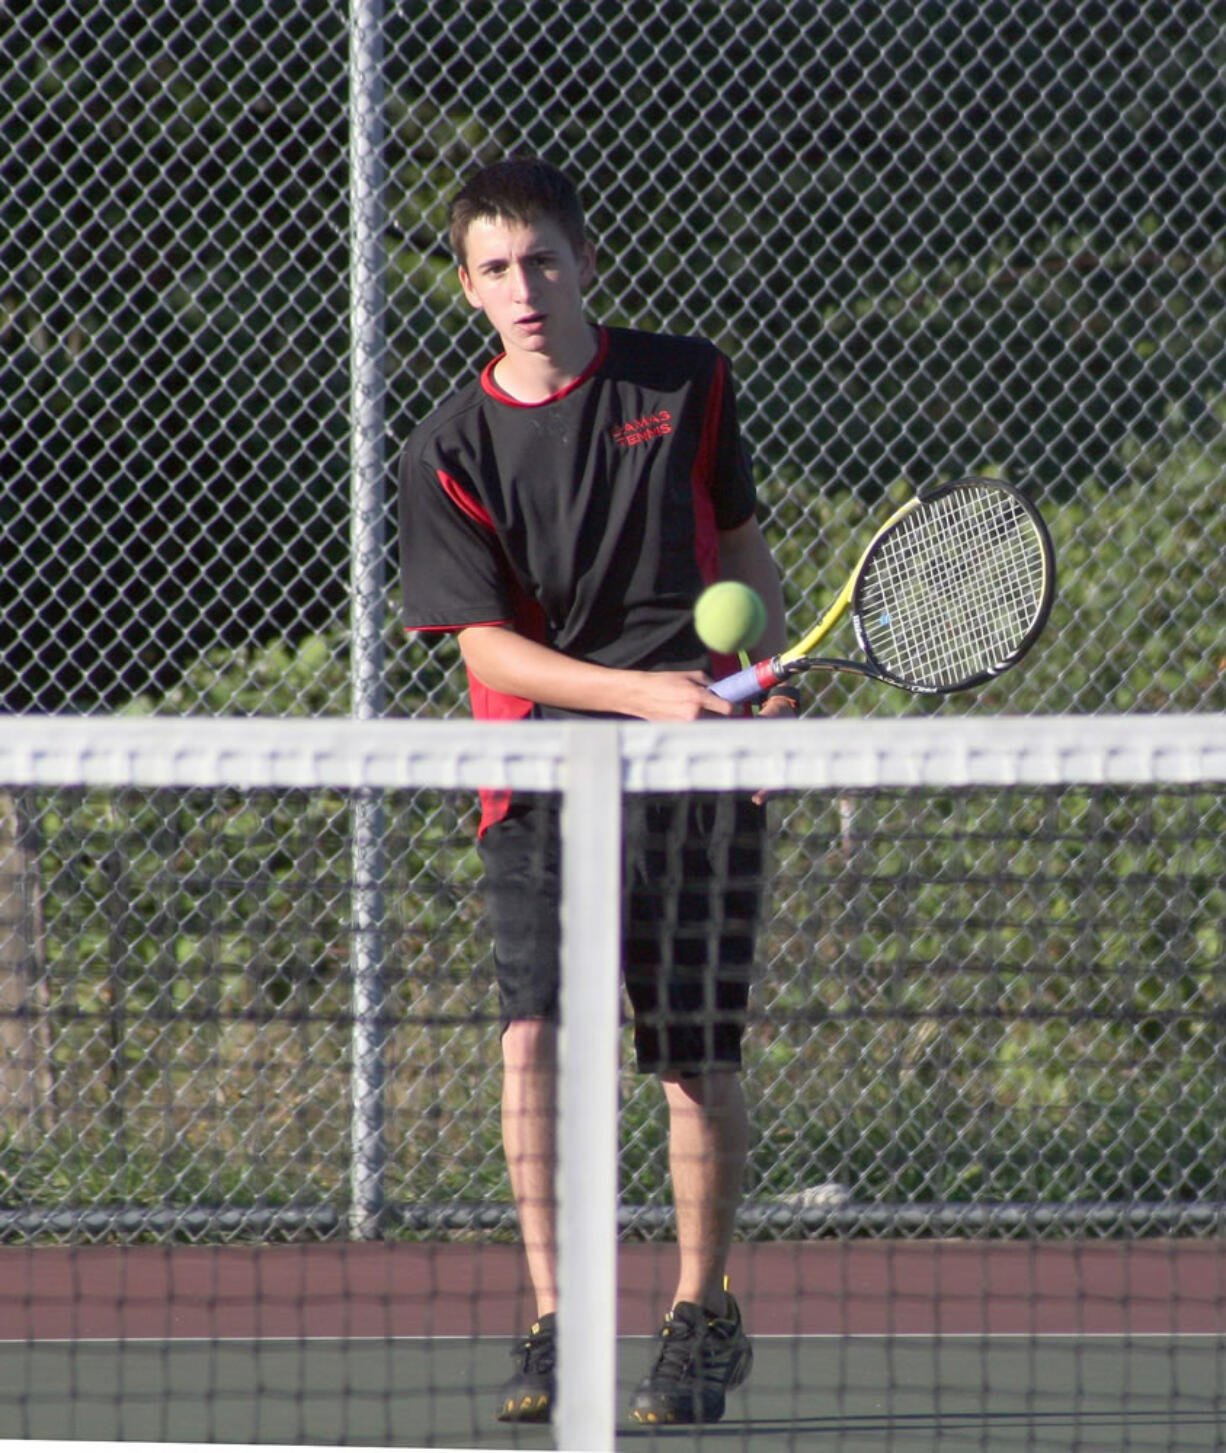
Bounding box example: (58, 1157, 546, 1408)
(496, 1312, 556, 1423)
(629, 1288, 753, 1425)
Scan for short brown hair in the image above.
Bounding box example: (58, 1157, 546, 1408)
(448, 157, 587, 265)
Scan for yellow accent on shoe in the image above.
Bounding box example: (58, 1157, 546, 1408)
(495, 1312, 556, 1423)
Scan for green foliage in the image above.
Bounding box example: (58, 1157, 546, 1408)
(763, 388, 1226, 719)
(119, 605, 468, 720)
(9, 286, 1218, 1236)
(7, 5, 1226, 710)
(5, 5, 1225, 1233)
(11, 763, 1224, 1230)
(12, 770, 502, 1222)
(746, 776, 1226, 1210)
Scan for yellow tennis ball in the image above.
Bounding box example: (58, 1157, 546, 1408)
(693, 581, 767, 654)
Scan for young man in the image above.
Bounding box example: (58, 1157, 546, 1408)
(397, 157, 797, 1426)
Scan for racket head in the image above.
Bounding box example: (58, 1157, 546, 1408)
(849, 477, 1055, 693)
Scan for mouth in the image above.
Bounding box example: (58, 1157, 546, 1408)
(516, 312, 547, 329)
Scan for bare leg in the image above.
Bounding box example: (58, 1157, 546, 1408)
(661, 1069, 748, 1313)
(501, 1018, 559, 1318)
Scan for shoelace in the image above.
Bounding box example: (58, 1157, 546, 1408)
(650, 1314, 703, 1378)
(515, 1326, 555, 1376)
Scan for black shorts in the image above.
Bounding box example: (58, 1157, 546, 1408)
(477, 792, 767, 1074)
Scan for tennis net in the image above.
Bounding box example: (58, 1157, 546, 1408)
(0, 712, 1223, 1451)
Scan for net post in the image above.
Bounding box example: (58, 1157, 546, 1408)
(348, 787, 387, 1241)
(555, 722, 622, 1450)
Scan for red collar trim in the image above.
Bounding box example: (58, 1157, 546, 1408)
(480, 326, 608, 407)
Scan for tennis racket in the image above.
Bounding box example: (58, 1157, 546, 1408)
(711, 477, 1055, 703)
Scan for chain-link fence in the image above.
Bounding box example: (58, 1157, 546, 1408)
(3, 715, 1224, 1243)
(3, 3, 1225, 1238)
(7, 2, 1225, 720)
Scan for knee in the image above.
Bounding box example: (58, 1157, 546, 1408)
(660, 1067, 743, 1111)
(501, 1017, 557, 1071)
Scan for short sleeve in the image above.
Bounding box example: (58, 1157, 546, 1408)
(397, 445, 513, 632)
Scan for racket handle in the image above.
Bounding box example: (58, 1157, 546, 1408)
(709, 656, 785, 704)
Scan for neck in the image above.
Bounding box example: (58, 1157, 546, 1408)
(494, 323, 599, 403)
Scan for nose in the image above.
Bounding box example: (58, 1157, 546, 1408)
(510, 261, 537, 304)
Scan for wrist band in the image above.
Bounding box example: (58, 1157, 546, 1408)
(764, 684, 801, 707)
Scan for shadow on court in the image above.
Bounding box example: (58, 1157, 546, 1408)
(623, 1412, 1226, 1452)
(617, 1337, 1226, 1452)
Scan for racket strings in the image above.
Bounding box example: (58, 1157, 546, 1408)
(857, 490, 1048, 688)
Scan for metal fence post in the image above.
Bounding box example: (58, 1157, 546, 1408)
(347, 0, 388, 1241)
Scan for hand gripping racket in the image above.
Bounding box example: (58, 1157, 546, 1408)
(711, 477, 1055, 703)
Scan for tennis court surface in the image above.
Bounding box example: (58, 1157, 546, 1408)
(3, 1238, 1224, 1449)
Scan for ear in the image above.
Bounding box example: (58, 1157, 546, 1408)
(458, 265, 483, 311)
(578, 240, 597, 289)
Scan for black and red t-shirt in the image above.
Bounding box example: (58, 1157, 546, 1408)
(397, 325, 757, 821)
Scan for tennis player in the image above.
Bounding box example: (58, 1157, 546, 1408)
(397, 156, 795, 1426)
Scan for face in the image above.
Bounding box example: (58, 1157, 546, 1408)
(457, 214, 596, 363)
